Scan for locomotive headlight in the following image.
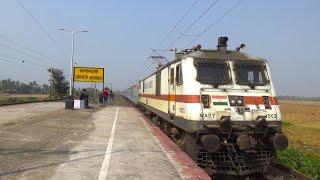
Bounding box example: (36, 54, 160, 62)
(229, 96, 244, 106)
(237, 98, 243, 106)
(230, 98, 236, 106)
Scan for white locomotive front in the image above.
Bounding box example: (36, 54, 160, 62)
(130, 37, 288, 176)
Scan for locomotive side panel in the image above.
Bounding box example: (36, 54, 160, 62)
(139, 68, 169, 114)
(160, 68, 169, 113)
(139, 74, 155, 108)
(181, 57, 203, 121)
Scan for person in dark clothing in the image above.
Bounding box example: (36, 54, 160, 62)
(109, 90, 114, 105)
(99, 93, 103, 104)
(102, 88, 109, 106)
(79, 89, 87, 100)
(80, 89, 89, 108)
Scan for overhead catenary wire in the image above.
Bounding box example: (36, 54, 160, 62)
(0, 53, 51, 69)
(133, 50, 161, 83)
(144, 0, 200, 72)
(15, 0, 68, 57)
(174, 26, 199, 38)
(0, 43, 59, 68)
(183, 0, 244, 49)
(150, 48, 169, 63)
(0, 43, 60, 69)
(140, 53, 159, 75)
(0, 58, 20, 65)
(0, 56, 49, 70)
(0, 33, 65, 67)
(158, 0, 200, 48)
(167, 0, 220, 49)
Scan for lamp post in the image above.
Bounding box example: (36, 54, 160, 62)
(59, 28, 88, 99)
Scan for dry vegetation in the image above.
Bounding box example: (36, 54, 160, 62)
(0, 93, 50, 105)
(279, 100, 320, 178)
(280, 100, 320, 157)
(0, 94, 49, 98)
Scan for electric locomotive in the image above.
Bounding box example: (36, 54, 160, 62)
(124, 37, 288, 176)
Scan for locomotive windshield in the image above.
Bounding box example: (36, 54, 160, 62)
(195, 60, 231, 86)
(234, 61, 269, 86)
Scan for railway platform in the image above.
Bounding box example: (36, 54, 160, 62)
(0, 102, 210, 180)
(95, 106, 210, 180)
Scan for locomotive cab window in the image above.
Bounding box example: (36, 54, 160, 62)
(195, 60, 231, 86)
(234, 61, 269, 87)
(176, 64, 183, 85)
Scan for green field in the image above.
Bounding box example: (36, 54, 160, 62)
(0, 94, 51, 106)
(278, 100, 320, 179)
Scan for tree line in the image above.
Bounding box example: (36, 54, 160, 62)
(0, 68, 69, 98)
(0, 79, 49, 94)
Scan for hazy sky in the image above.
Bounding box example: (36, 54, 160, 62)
(0, 0, 319, 97)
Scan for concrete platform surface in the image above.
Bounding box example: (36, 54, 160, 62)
(0, 102, 210, 180)
(0, 102, 64, 126)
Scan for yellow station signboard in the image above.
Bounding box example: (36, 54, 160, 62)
(73, 67, 104, 83)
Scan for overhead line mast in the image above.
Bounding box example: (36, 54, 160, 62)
(58, 28, 88, 99)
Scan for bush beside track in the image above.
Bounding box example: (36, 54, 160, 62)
(277, 148, 320, 179)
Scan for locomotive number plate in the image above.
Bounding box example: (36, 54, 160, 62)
(200, 113, 215, 118)
(267, 113, 277, 119)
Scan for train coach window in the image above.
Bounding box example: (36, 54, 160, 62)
(176, 64, 183, 85)
(156, 72, 161, 96)
(142, 81, 145, 93)
(170, 68, 174, 84)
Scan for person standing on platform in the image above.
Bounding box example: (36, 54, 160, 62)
(102, 88, 109, 106)
(99, 93, 103, 104)
(80, 89, 89, 108)
(109, 90, 114, 105)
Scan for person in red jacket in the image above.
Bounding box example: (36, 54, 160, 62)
(102, 88, 109, 106)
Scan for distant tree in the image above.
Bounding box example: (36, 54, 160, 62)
(0, 79, 15, 91)
(48, 68, 69, 98)
(0, 78, 50, 94)
(19, 83, 31, 94)
(42, 84, 49, 94)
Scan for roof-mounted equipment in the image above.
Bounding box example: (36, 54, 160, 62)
(217, 37, 228, 53)
(236, 43, 246, 52)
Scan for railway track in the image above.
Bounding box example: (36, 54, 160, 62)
(262, 161, 311, 180)
(119, 95, 311, 180)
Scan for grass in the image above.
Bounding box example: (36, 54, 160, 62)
(278, 100, 320, 179)
(281, 120, 293, 128)
(112, 94, 131, 106)
(0, 93, 51, 106)
(277, 148, 320, 179)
